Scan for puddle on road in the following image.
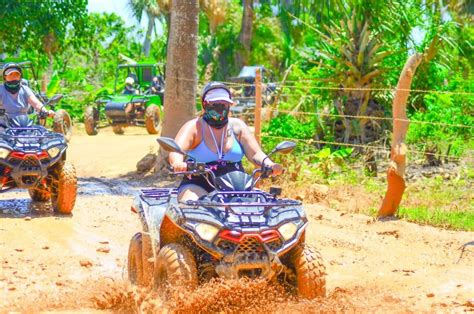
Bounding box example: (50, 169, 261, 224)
(0, 198, 54, 218)
(78, 177, 138, 196)
(0, 177, 146, 218)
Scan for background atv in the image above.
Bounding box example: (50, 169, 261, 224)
(229, 66, 277, 123)
(84, 63, 164, 136)
(0, 60, 73, 142)
(0, 110, 77, 214)
(127, 137, 326, 299)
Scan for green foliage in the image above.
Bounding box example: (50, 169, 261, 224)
(0, 1, 88, 55)
(407, 92, 474, 156)
(397, 207, 474, 231)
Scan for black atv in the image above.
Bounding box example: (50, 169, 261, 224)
(0, 110, 77, 214)
(127, 137, 326, 299)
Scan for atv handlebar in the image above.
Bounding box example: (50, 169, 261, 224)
(172, 161, 218, 189)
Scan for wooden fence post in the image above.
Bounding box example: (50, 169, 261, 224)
(254, 67, 262, 145)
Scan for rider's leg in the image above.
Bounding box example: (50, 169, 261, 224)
(178, 184, 208, 201)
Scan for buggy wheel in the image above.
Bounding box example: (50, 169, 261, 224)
(53, 109, 72, 142)
(28, 186, 50, 202)
(84, 106, 98, 136)
(128, 232, 144, 285)
(50, 162, 77, 215)
(112, 125, 124, 135)
(154, 243, 198, 291)
(288, 244, 326, 299)
(145, 104, 161, 135)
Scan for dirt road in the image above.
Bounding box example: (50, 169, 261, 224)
(1, 127, 473, 312)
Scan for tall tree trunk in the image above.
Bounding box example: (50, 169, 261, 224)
(156, 0, 199, 170)
(143, 11, 155, 57)
(235, 0, 253, 69)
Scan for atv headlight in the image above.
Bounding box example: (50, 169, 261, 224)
(278, 222, 298, 241)
(0, 148, 10, 159)
(195, 223, 219, 242)
(47, 147, 61, 158)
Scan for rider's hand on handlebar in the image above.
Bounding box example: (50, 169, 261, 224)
(171, 161, 188, 173)
(268, 163, 283, 176)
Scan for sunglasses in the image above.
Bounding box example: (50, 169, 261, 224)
(204, 102, 231, 111)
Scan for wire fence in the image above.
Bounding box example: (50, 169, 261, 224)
(260, 134, 468, 161)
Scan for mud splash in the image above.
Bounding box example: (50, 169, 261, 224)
(88, 278, 360, 313)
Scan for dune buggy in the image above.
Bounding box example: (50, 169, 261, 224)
(0, 60, 73, 142)
(0, 110, 77, 214)
(84, 63, 165, 136)
(127, 137, 326, 299)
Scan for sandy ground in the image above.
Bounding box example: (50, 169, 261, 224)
(0, 126, 473, 312)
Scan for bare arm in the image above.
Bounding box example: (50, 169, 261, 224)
(27, 94, 44, 112)
(169, 119, 198, 171)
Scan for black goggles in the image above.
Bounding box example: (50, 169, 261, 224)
(204, 102, 231, 111)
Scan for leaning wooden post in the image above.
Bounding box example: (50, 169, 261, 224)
(378, 53, 423, 217)
(254, 67, 262, 145)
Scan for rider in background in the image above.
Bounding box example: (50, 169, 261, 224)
(169, 82, 283, 201)
(122, 76, 139, 95)
(0, 63, 55, 119)
(149, 75, 164, 95)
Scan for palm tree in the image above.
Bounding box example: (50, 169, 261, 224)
(235, 0, 254, 69)
(160, 0, 200, 140)
(128, 0, 162, 57)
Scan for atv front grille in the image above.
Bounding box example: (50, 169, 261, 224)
(237, 237, 264, 254)
(7, 157, 21, 166)
(266, 239, 283, 252)
(20, 156, 40, 169)
(217, 240, 237, 253)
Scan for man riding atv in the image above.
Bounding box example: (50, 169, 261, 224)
(0, 63, 55, 123)
(170, 82, 283, 201)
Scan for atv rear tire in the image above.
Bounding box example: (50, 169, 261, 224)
(84, 106, 98, 136)
(112, 125, 124, 135)
(28, 186, 51, 202)
(154, 243, 198, 291)
(51, 162, 77, 215)
(290, 244, 326, 299)
(53, 109, 72, 142)
(145, 105, 161, 135)
(128, 232, 145, 285)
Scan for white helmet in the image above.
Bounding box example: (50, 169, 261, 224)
(125, 77, 135, 85)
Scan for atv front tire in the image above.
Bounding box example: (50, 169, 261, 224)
(145, 104, 161, 135)
(112, 125, 124, 135)
(290, 244, 326, 299)
(51, 162, 77, 215)
(28, 186, 51, 202)
(84, 106, 98, 136)
(53, 109, 72, 142)
(128, 232, 144, 285)
(154, 243, 198, 291)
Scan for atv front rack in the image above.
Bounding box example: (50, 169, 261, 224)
(141, 188, 177, 200)
(2, 127, 60, 139)
(184, 191, 301, 210)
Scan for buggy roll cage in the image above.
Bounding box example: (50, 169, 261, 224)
(113, 63, 165, 94)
